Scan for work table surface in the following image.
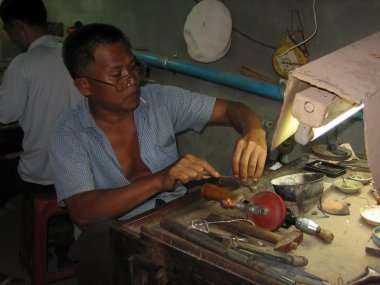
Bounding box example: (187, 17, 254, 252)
(114, 156, 380, 285)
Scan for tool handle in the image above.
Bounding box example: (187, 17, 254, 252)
(317, 228, 334, 243)
(238, 242, 308, 267)
(287, 255, 308, 267)
(201, 183, 233, 203)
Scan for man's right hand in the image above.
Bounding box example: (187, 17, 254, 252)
(159, 154, 220, 190)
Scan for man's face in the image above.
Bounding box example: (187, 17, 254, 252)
(85, 41, 141, 114)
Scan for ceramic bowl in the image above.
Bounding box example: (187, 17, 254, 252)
(347, 171, 373, 185)
(372, 226, 380, 247)
(334, 179, 363, 194)
(360, 205, 380, 226)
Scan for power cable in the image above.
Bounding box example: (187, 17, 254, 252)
(191, 0, 276, 50)
(278, 0, 317, 57)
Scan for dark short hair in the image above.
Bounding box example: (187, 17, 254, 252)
(63, 23, 132, 79)
(0, 0, 47, 27)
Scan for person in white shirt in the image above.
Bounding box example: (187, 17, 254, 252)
(0, 0, 82, 207)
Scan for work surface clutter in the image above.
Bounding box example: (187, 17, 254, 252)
(113, 151, 380, 285)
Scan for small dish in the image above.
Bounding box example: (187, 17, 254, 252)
(372, 227, 380, 247)
(334, 179, 363, 194)
(347, 171, 373, 185)
(360, 205, 380, 226)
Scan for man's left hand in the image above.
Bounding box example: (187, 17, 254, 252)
(232, 129, 267, 180)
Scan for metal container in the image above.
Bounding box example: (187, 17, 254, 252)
(270, 172, 325, 202)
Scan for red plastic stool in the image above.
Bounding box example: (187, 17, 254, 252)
(20, 190, 76, 285)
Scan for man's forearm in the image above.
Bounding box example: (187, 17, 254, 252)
(65, 173, 164, 228)
(226, 102, 263, 135)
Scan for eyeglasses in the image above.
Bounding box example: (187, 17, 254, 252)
(81, 64, 140, 92)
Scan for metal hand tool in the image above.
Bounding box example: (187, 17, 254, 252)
(207, 213, 303, 253)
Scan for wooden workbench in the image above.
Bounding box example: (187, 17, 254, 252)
(111, 156, 380, 285)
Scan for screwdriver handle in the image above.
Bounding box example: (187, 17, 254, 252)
(201, 183, 233, 203)
(294, 217, 334, 243)
(317, 228, 334, 243)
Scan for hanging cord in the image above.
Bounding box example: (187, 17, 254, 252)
(232, 27, 276, 50)
(289, 9, 309, 56)
(278, 0, 318, 57)
(291, 9, 304, 32)
(192, 0, 276, 50)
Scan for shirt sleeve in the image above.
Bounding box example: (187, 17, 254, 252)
(49, 115, 95, 205)
(150, 85, 216, 133)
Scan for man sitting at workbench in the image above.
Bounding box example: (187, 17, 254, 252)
(49, 23, 267, 285)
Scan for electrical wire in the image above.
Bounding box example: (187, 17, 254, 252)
(232, 27, 276, 50)
(278, 0, 318, 57)
(191, 0, 276, 50)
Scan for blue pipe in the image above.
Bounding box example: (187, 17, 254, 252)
(133, 51, 363, 120)
(133, 51, 284, 102)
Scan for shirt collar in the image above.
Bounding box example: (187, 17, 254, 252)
(135, 86, 150, 120)
(136, 94, 149, 120)
(80, 98, 97, 129)
(27, 35, 58, 52)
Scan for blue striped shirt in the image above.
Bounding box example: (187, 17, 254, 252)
(49, 84, 216, 220)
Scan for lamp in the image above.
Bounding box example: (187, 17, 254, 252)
(271, 31, 380, 193)
(292, 86, 364, 145)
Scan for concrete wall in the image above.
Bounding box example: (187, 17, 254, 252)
(2, 0, 379, 174)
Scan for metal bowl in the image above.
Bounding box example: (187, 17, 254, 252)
(270, 172, 325, 202)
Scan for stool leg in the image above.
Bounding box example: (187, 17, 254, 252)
(19, 195, 33, 273)
(32, 201, 49, 285)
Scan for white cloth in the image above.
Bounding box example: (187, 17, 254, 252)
(0, 35, 82, 184)
(184, 0, 232, 63)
